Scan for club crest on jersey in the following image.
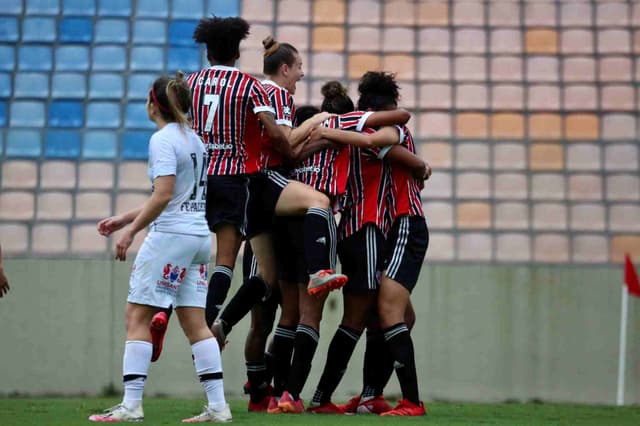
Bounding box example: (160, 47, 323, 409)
(163, 263, 187, 283)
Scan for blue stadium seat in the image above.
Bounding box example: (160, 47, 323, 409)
(0, 101, 5, 127)
(90, 74, 124, 99)
(59, 18, 93, 43)
(133, 20, 166, 45)
(92, 45, 126, 71)
(5, 130, 41, 157)
(0, 0, 22, 15)
(171, 0, 203, 19)
(169, 20, 198, 46)
(0, 132, 4, 153)
(127, 74, 155, 100)
(63, 0, 96, 16)
(18, 45, 52, 72)
(0, 46, 15, 71)
(51, 73, 86, 98)
(55, 46, 89, 71)
(0, 17, 19, 42)
(21, 17, 56, 42)
(125, 103, 154, 129)
(45, 130, 81, 159)
(98, 0, 131, 17)
(83, 130, 117, 159)
(167, 47, 201, 73)
(94, 19, 129, 43)
(121, 131, 152, 160)
(130, 47, 164, 71)
(0, 73, 11, 98)
(136, 0, 168, 18)
(86, 102, 121, 128)
(26, 0, 59, 15)
(207, 0, 239, 17)
(14, 73, 48, 98)
(10, 101, 45, 127)
(49, 101, 84, 128)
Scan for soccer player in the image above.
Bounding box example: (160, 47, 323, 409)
(89, 73, 230, 423)
(0, 244, 9, 298)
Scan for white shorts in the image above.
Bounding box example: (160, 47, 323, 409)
(127, 231, 211, 309)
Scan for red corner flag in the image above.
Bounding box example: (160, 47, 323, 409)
(624, 254, 640, 298)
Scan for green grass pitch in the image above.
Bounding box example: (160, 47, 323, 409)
(0, 398, 639, 425)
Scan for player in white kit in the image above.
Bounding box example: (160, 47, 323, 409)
(89, 72, 231, 423)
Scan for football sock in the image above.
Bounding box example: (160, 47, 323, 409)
(246, 361, 269, 403)
(362, 329, 395, 398)
(313, 325, 361, 404)
(287, 324, 319, 401)
(304, 207, 333, 273)
(122, 340, 152, 410)
(205, 265, 233, 327)
(383, 323, 420, 405)
(192, 337, 226, 411)
(271, 325, 296, 397)
(218, 275, 269, 335)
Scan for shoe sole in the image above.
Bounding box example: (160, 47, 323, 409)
(150, 313, 168, 362)
(266, 408, 282, 414)
(278, 402, 302, 414)
(307, 275, 348, 296)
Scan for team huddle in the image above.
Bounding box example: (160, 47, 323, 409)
(89, 15, 430, 423)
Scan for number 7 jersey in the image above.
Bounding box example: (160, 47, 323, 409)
(188, 65, 275, 175)
(147, 122, 210, 236)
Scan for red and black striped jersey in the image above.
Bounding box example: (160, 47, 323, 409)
(260, 80, 296, 169)
(289, 113, 363, 200)
(338, 127, 391, 240)
(387, 126, 424, 220)
(188, 65, 274, 175)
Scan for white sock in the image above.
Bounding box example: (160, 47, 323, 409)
(122, 340, 152, 410)
(192, 337, 226, 411)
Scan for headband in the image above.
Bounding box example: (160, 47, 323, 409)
(149, 88, 171, 114)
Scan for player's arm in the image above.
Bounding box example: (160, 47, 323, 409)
(362, 109, 411, 128)
(257, 111, 293, 160)
(310, 126, 400, 148)
(282, 112, 333, 148)
(295, 138, 336, 162)
(0, 244, 8, 298)
(384, 145, 432, 180)
(115, 175, 175, 261)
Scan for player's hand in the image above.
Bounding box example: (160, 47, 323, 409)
(309, 126, 325, 143)
(97, 215, 127, 236)
(0, 268, 9, 298)
(311, 111, 333, 124)
(424, 163, 432, 180)
(115, 229, 135, 261)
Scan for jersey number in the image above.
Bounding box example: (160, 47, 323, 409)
(190, 153, 207, 200)
(203, 94, 220, 133)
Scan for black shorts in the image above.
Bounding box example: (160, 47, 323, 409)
(242, 240, 258, 282)
(338, 224, 385, 294)
(246, 169, 289, 239)
(274, 215, 307, 284)
(205, 175, 249, 235)
(383, 215, 428, 292)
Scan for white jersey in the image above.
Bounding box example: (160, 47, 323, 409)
(148, 122, 209, 235)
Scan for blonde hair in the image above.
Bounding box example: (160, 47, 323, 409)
(150, 71, 192, 126)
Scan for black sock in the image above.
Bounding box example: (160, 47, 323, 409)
(264, 350, 275, 387)
(383, 323, 419, 405)
(246, 361, 269, 403)
(362, 330, 392, 398)
(313, 326, 361, 404)
(271, 325, 296, 397)
(287, 324, 319, 401)
(205, 265, 233, 327)
(304, 207, 332, 273)
(218, 275, 268, 334)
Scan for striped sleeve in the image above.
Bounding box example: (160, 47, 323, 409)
(250, 80, 276, 115)
(271, 88, 294, 127)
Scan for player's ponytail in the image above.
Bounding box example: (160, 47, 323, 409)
(262, 35, 298, 76)
(320, 81, 354, 115)
(166, 71, 191, 127)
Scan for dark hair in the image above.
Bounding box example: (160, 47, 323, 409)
(193, 16, 250, 63)
(357, 71, 400, 111)
(294, 105, 320, 125)
(150, 71, 191, 126)
(320, 81, 354, 115)
(262, 36, 298, 75)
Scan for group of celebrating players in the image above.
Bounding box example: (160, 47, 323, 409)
(89, 15, 431, 423)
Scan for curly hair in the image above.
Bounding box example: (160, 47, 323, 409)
(193, 16, 250, 63)
(357, 71, 400, 111)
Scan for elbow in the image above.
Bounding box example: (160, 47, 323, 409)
(156, 193, 173, 207)
(399, 110, 411, 124)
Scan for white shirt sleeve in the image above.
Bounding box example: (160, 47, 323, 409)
(355, 111, 374, 132)
(149, 133, 177, 179)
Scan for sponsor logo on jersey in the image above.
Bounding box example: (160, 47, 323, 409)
(162, 263, 187, 283)
(292, 165, 322, 174)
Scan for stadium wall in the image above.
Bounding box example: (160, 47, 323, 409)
(1, 258, 638, 405)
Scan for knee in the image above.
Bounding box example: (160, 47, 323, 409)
(307, 192, 330, 210)
(378, 298, 399, 328)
